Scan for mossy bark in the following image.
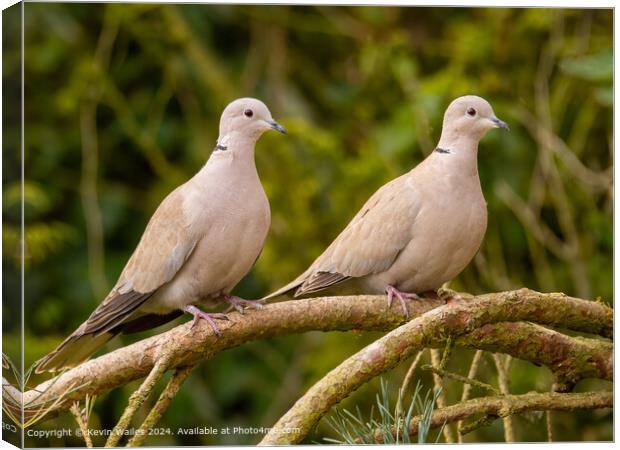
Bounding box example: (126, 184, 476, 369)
(20, 289, 612, 428)
(259, 289, 612, 445)
(405, 391, 612, 441)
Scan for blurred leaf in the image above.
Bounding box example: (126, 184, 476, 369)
(594, 86, 612, 107)
(559, 50, 612, 82)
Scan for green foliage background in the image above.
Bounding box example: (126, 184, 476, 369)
(2, 4, 612, 446)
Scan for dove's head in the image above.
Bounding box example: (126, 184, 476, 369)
(218, 98, 286, 143)
(439, 95, 509, 147)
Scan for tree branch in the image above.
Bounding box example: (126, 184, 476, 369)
(421, 364, 499, 395)
(457, 322, 612, 392)
(365, 391, 611, 442)
(458, 349, 484, 443)
(419, 391, 610, 441)
(69, 402, 93, 448)
(104, 345, 176, 447)
(429, 348, 455, 442)
(21, 289, 611, 427)
(259, 289, 611, 444)
(25, 295, 438, 422)
(126, 365, 195, 447)
(492, 354, 515, 441)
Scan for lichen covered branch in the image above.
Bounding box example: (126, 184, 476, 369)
(364, 391, 611, 443)
(21, 289, 611, 428)
(126, 365, 195, 447)
(259, 289, 611, 444)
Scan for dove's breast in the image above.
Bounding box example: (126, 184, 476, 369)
(364, 164, 487, 293)
(145, 161, 270, 313)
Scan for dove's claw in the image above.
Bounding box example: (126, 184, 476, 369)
(385, 285, 420, 318)
(183, 304, 228, 336)
(223, 295, 265, 314)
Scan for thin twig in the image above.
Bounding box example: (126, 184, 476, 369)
(127, 365, 195, 447)
(422, 364, 500, 396)
(439, 336, 453, 370)
(400, 351, 425, 398)
(3, 376, 89, 429)
(460, 414, 499, 435)
(430, 349, 454, 442)
(394, 350, 424, 421)
(546, 410, 554, 442)
(105, 349, 176, 447)
(70, 402, 93, 448)
(492, 354, 515, 442)
(461, 350, 485, 401)
(372, 391, 612, 442)
(457, 350, 484, 442)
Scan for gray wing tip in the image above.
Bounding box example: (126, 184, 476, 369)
(34, 331, 115, 374)
(262, 280, 304, 301)
(295, 271, 351, 297)
(34, 350, 75, 374)
(262, 287, 295, 301)
(34, 334, 80, 373)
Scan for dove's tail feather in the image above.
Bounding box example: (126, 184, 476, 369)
(263, 268, 354, 300)
(35, 310, 185, 374)
(35, 288, 161, 373)
(262, 279, 304, 301)
(34, 330, 117, 373)
(294, 271, 351, 297)
(262, 266, 316, 300)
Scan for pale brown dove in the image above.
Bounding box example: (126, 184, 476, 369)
(264, 95, 508, 315)
(36, 98, 286, 373)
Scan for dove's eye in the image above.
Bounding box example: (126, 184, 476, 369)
(466, 107, 477, 117)
(244, 109, 254, 118)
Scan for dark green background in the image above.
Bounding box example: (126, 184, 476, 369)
(2, 4, 612, 446)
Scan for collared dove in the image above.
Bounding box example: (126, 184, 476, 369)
(264, 95, 508, 315)
(36, 98, 286, 373)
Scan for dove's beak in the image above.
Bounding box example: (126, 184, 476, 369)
(267, 120, 287, 134)
(491, 117, 510, 131)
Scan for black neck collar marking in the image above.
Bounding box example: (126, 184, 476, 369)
(435, 147, 451, 154)
(215, 143, 228, 152)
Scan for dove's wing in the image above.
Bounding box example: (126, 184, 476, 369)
(84, 186, 199, 335)
(35, 186, 200, 372)
(265, 174, 420, 299)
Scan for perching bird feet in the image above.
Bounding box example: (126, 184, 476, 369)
(183, 304, 229, 336)
(385, 285, 420, 318)
(224, 295, 265, 314)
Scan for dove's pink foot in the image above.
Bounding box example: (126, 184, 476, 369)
(385, 285, 420, 318)
(224, 295, 265, 314)
(183, 304, 228, 336)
